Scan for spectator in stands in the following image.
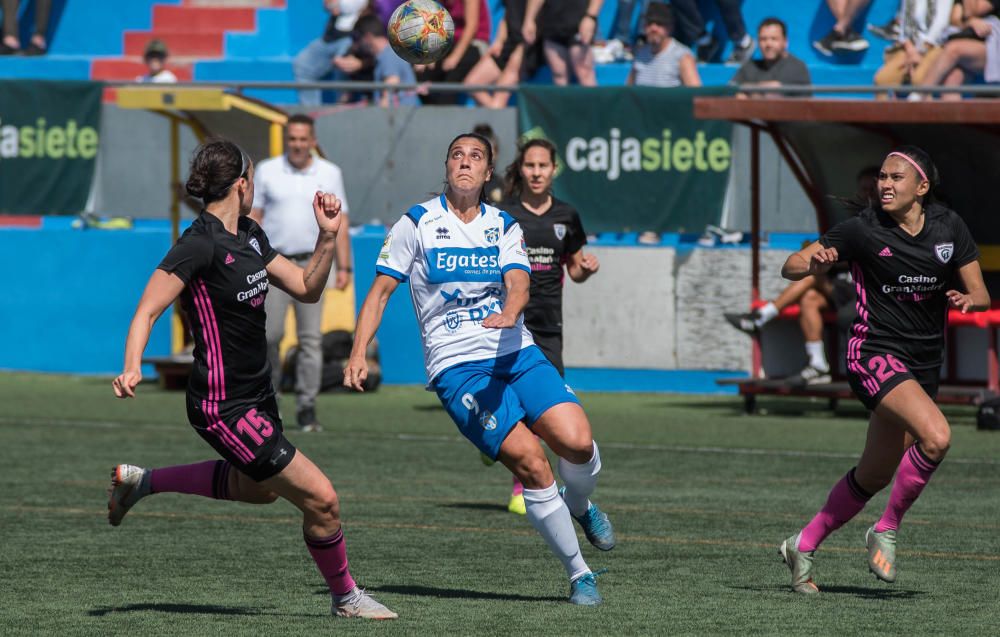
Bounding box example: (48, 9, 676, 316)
(671, 0, 756, 64)
(251, 114, 354, 433)
(137, 39, 178, 84)
(731, 17, 811, 97)
(523, 0, 603, 86)
(415, 0, 490, 104)
(0, 0, 50, 55)
(373, 0, 405, 25)
(464, 0, 543, 108)
(916, 0, 1000, 100)
(724, 166, 880, 386)
(342, 13, 420, 106)
(293, 0, 368, 106)
(605, 0, 648, 58)
(627, 2, 701, 87)
(814, 0, 873, 55)
(873, 0, 952, 96)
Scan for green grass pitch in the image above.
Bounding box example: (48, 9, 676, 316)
(1, 372, 998, 635)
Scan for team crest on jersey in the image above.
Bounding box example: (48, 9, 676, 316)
(553, 223, 567, 240)
(443, 310, 462, 333)
(484, 227, 500, 244)
(479, 410, 498, 431)
(934, 242, 954, 264)
(249, 237, 262, 255)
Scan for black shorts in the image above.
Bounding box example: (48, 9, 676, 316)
(541, 0, 587, 46)
(530, 330, 565, 377)
(186, 393, 296, 481)
(846, 351, 940, 411)
(492, 38, 543, 77)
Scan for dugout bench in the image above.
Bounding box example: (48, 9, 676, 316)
(718, 302, 1000, 414)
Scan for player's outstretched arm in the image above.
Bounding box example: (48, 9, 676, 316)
(344, 274, 400, 391)
(266, 191, 342, 303)
(782, 241, 838, 281)
(113, 270, 185, 398)
(947, 260, 991, 314)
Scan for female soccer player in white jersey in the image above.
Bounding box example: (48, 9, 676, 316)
(344, 133, 615, 606)
(108, 139, 396, 620)
(778, 146, 989, 594)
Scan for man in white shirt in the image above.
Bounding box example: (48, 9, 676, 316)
(251, 114, 352, 432)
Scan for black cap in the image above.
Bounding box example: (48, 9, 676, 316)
(644, 2, 674, 28)
(144, 39, 169, 59)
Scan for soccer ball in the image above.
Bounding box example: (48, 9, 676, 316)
(387, 0, 455, 65)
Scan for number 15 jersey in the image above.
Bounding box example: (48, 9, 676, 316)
(376, 195, 534, 382)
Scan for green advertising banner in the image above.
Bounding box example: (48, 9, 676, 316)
(0, 80, 103, 215)
(518, 85, 735, 234)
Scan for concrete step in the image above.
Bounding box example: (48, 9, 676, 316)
(91, 59, 193, 81)
(124, 31, 224, 57)
(183, 0, 284, 7)
(152, 5, 256, 32)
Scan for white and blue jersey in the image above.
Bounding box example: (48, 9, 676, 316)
(376, 194, 535, 382)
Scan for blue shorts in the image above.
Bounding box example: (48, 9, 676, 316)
(432, 345, 581, 460)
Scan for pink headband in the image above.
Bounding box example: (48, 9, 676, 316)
(887, 152, 928, 183)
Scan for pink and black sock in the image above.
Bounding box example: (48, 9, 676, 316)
(875, 443, 940, 533)
(798, 467, 873, 552)
(304, 528, 357, 597)
(150, 459, 234, 500)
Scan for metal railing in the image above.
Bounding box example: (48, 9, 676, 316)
(106, 79, 1000, 101)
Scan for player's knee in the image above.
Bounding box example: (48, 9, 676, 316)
(562, 434, 595, 464)
(920, 427, 951, 460)
(306, 483, 341, 524)
(251, 488, 280, 504)
(800, 289, 823, 309)
(518, 454, 554, 489)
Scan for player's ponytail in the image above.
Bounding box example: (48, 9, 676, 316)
(503, 138, 558, 200)
(186, 139, 249, 204)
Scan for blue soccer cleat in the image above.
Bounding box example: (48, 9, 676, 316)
(561, 487, 616, 551)
(568, 572, 602, 606)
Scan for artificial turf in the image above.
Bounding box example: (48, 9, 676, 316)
(2, 373, 998, 635)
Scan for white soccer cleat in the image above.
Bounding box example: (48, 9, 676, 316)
(107, 464, 150, 527)
(333, 587, 398, 620)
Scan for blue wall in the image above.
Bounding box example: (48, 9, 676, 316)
(0, 218, 174, 374)
(0, 219, 741, 394)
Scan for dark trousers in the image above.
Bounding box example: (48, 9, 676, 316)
(1, 0, 51, 40)
(669, 0, 747, 45)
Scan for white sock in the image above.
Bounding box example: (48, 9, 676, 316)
(738, 33, 752, 47)
(558, 441, 601, 518)
(523, 482, 590, 581)
(756, 302, 778, 326)
(805, 341, 829, 371)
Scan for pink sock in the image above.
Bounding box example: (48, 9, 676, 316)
(512, 475, 524, 496)
(150, 460, 232, 499)
(875, 444, 939, 533)
(798, 468, 872, 552)
(305, 528, 357, 596)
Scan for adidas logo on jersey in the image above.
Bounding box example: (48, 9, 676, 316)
(878, 247, 893, 257)
(225, 253, 236, 264)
